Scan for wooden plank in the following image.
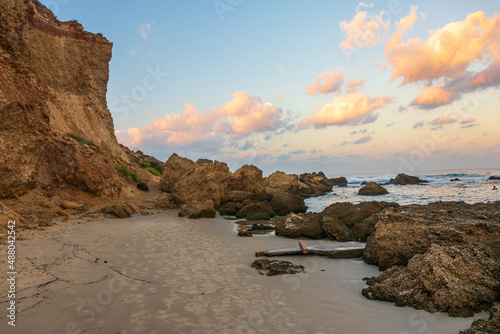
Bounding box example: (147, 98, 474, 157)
(256, 242, 366, 259)
(255, 251, 266, 257)
(299, 241, 309, 254)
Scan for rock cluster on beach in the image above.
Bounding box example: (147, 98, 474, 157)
(362, 201, 500, 318)
(160, 154, 344, 219)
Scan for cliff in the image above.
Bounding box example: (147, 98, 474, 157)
(0, 0, 133, 199)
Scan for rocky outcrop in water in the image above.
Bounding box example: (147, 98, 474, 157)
(358, 182, 389, 196)
(362, 202, 500, 317)
(389, 173, 428, 185)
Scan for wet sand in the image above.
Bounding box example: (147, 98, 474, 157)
(0, 211, 485, 333)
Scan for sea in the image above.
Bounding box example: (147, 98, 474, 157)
(305, 167, 500, 213)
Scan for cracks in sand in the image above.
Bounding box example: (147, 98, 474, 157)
(107, 266, 167, 286)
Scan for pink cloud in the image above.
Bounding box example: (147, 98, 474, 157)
(300, 93, 395, 128)
(116, 92, 285, 149)
(460, 118, 476, 125)
(340, 3, 391, 50)
(306, 70, 345, 95)
(411, 83, 455, 109)
(429, 116, 459, 126)
(346, 79, 366, 93)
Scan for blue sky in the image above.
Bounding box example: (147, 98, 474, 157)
(41, 0, 500, 176)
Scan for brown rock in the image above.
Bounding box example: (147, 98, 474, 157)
(460, 303, 500, 333)
(60, 200, 84, 211)
(298, 172, 334, 198)
(160, 153, 197, 192)
(155, 193, 178, 210)
(321, 215, 351, 241)
(267, 187, 307, 216)
(358, 182, 389, 196)
(238, 231, 253, 237)
(389, 173, 427, 185)
(331, 177, 348, 187)
(275, 213, 325, 239)
(172, 161, 231, 206)
(178, 200, 216, 219)
(227, 165, 266, 200)
(251, 259, 305, 276)
(103, 203, 139, 218)
(265, 171, 299, 193)
(236, 201, 275, 220)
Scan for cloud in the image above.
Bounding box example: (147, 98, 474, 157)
(460, 118, 476, 125)
(140, 21, 159, 39)
(429, 116, 459, 126)
(346, 79, 366, 93)
(353, 135, 373, 144)
(413, 121, 424, 129)
(278, 64, 285, 74)
(274, 89, 285, 103)
(300, 93, 395, 128)
(461, 124, 478, 129)
(386, 8, 500, 108)
(411, 83, 455, 109)
(290, 150, 307, 155)
(306, 70, 345, 95)
(218, 91, 284, 138)
(116, 92, 288, 151)
(340, 2, 391, 50)
(387, 122, 394, 127)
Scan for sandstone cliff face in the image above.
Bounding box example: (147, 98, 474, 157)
(0, 0, 128, 199)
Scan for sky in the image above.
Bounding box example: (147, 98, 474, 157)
(40, 0, 500, 176)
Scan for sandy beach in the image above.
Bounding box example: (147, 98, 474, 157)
(0, 211, 485, 333)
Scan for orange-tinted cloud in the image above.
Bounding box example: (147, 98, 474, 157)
(306, 70, 345, 95)
(429, 116, 459, 126)
(340, 3, 390, 50)
(116, 92, 285, 149)
(300, 93, 395, 128)
(460, 118, 476, 125)
(346, 79, 366, 93)
(386, 9, 500, 85)
(411, 83, 455, 109)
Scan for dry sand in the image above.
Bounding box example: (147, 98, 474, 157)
(0, 211, 486, 333)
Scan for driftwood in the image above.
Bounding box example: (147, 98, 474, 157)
(255, 241, 365, 259)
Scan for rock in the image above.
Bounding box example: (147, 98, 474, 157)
(60, 200, 84, 211)
(155, 193, 178, 210)
(226, 165, 266, 201)
(489, 176, 500, 180)
(160, 153, 197, 192)
(137, 182, 149, 191)
(196, 158, 215, 166)
(460, 303, 500, 333)
(236, 201, 276, 220)
(217, 201, 246, 216)
(321, 215, 351, 241)
(361, 181, 368, 185)
(249, 224, 275, 231)
(103, 203, 139, 218)
(389, 173, 428, 185)
(265, 171, 300, 193)
(298, 172, 335, 198)
(358, 182, 389, 196)
(172, 161, 231, 206)
(450, 178, 461, 182)
(140, 209, 151, 216)
(178, 200, 216, 219)
(222, 190, 257, 204)
(267, 187, 307, 216)
(251, 259, 305, 276)
(238, 231, 253, 237)
(275, 213, 325, 239)
(331, 177, 348, 187)
(362, 202, 500, 317)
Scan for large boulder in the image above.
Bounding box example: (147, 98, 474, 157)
(178, 200, 216, 219)
(155, 193, 178, 210)
(321, 215, 351, 241)
(265, 171, 300, 194)
(331, 177, 348, 187)
(160, 153, 197, 192)
(267, 187, 307, 216)
(389, 173, 427, 185)
(172, 161, 231, 207)
(298, 172, 334, 198)
(358, 182, 389, 196)
(236, 201, 275, 220)
(103, 203, 139, 218)
(226, 165, 266, 200)
(362, 202, 500, 317)
(275, 213, 325, 239)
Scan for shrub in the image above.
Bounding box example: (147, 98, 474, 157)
(66, 133, 99, 150)
(146, 167, 161, 176)
(141, 161, 152, 168)
(137, 182, 149, 192)
(115, 166, 138, 182)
